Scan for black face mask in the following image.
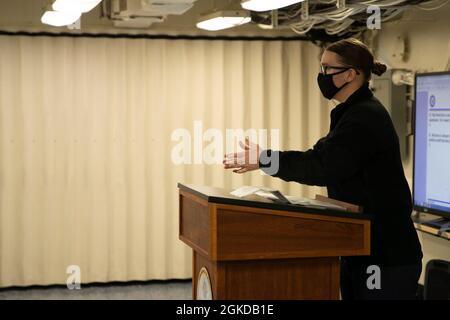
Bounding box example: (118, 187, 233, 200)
(317, 68, 350, 100)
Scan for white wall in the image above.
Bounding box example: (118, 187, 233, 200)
(374, 4, 450, 284)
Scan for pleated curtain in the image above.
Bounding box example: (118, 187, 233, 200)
(0, 35, 330, 287)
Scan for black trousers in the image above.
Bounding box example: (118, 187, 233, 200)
(340, 259, 422, 300)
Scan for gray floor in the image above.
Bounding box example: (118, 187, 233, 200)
(0, 280, 192, 300)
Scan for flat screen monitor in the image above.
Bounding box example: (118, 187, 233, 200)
(413, 71, 450, 219)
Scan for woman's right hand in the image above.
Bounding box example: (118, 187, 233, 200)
(222, 137, 261, 174)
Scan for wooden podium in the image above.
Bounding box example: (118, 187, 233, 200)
(178, 184, 371, 300)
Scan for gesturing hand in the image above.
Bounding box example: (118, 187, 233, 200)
(223, 137, 261, 174)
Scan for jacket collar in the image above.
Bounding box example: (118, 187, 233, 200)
(330, 82, 373, 131)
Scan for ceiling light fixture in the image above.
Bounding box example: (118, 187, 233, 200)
(41, 0, 102, 27)
(196, 10, 251, 31)
(41, 10, 81, 27)
(241, 0, 304, 12)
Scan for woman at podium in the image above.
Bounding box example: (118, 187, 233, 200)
(223, 38, 423, 300)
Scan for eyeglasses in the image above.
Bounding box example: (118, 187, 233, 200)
(319, 65, 360, 75)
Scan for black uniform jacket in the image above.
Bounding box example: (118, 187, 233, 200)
(260, 83, 423, 266)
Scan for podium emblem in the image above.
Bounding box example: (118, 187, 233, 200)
(196, 267, 212, 300)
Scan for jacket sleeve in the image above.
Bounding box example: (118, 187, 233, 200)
(259, 116, 376, 186)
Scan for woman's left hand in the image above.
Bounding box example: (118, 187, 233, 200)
(223, 137, 261, 174)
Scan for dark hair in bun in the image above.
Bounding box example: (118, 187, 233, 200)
(326, 38, 387, 80)
(372, 61, 387, 76)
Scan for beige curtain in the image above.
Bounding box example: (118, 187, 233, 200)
(0, 35, 328, 287)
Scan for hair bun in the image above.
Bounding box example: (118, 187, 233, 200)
(372, 61, 387, 76)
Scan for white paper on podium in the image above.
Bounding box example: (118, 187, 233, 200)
(230, 186, 274, 198)
(230, 186, 347, 211)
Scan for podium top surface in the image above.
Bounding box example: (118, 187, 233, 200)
(178, 183, 372, 221)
